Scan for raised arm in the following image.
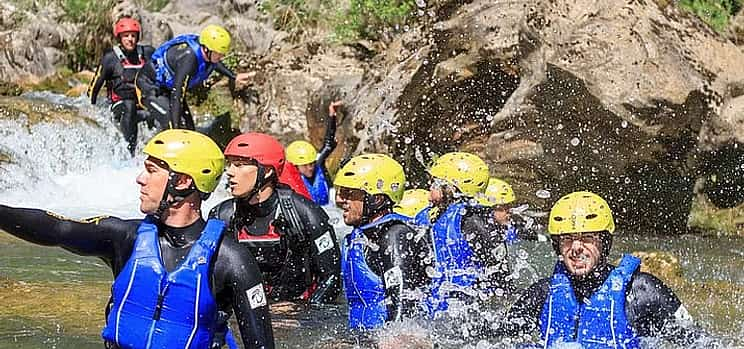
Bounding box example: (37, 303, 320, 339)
(316, 101, 340, 168)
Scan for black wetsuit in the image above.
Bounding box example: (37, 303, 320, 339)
(495, 263, 701, 345)
(209, 187, 342, 304)
(136, 45, 236, 130)
(88, 44, 155, 156)
(0, 205, 274, 349)
(358, 218, 431, 320)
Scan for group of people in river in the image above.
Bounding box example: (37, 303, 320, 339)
(0, 16, 712, 349)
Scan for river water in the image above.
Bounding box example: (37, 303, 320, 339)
(0, 93, 742, 348)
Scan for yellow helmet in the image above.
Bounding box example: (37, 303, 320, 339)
(548, 191, 615, 235)
(199, 25, 231, 55)
(394, 189, 430, 217)
(428, 152, 489, 197)
(478, 177, 516, 206)
(143, 129, 225, 193)
(333, 154, 405, 203)
(286, 140, 318, 166)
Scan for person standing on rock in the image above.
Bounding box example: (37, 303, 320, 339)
(0, 130, 274, 349)
(136, 24, 252, 130)
(494, 191, 705, 347)
(334, 154, 431, 330)
(286, 100, 343, 206)
(477, 177, 537, 243)
(414, 152, 512, 316)
(88, 17, 155, 156)
(209, 132, 342, 305)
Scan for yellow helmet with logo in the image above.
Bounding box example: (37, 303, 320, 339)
(478, 177, 516, 206)
(428, 152, 489, 197)
(394, 189, 430, 217)
(199, 24, 231, 55)
(286, 140, 318, 166)
(334, 154, 405, 203)
(143, 129, 225, 193)
(548, 191, 615, 235)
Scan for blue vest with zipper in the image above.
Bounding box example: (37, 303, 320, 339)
(341, 213, 410, 330)
(414, 202, 481, 315)
(101, 216, 225, 349)
(539, 254, 641, 349)
(151, 34, 214, 90)
(302, 163, 330, 206)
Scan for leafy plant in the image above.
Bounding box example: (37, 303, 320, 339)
(679, 0, 743, 32)
(259, 0, 335, 41)
(333, 0, 416, 42)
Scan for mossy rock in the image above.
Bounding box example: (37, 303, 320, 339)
(0, 95, 100, 128)
(629, 250, 684, 286)
(688, 192, 744, 236)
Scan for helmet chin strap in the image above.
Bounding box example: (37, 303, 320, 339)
(154, 171, 198, 220)
(239, 165, 273, 204)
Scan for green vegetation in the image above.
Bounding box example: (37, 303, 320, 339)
(679, 0, 742, 32)
(687, 193, 744, 236)
(258, 0, 418, 43)
(332, 0, 417, 42)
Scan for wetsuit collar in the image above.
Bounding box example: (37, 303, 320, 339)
(238, 190, 279, 218)
(568, 262, 613, 301)
(159, 218, 207, 248)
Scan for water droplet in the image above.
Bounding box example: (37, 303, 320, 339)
(536, 189, 551, 199)
(555, 123, 564, 130)
(570, 137, 580, 146)
(621, 120, 628, 128)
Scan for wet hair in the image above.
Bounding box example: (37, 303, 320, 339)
(361, 193, 395, 224)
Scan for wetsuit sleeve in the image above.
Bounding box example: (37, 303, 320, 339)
(627, 272, 707, 345)
(215, 239, 275, 349)
(214, 62, 237, 80)
(462, 208, 511, 289)
(316, 108, 338, 170)
(168, 50, 198, 128)
(142, 45, 155, 60)
(88, 51, 115, 105)
(0, 204, 135, 263)
(299, 202, 342, 304)
(492, 278, 549, 338)
(380, 223, 428, 320)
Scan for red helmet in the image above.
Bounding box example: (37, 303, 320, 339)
(224, 132, 286, 176)
(113, 17, 141, 38)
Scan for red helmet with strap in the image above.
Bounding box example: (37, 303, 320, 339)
(224, 132, 286, 176)
(113, 17, 141, 37)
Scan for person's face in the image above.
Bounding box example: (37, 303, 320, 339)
(556, 232, 603, 278)
(335, 186, 366, 226)
(492, 205, 511, 225)
(203, 47, 224, 63)
(119, 32, 138, 51)
(298, 163, 315, 178)
(136, 157, 169, 214)
(225, 156, 259, 199)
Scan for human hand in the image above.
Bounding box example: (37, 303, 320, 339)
(328, 100, 343, 117)
(234, 72, 256, 88)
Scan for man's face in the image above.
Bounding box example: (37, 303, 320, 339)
(556, 232, 603, 278)
(335, 186, 366, 226)
(202, 47, 224, 64)
(225, 156, 259, 199)
(119, 32, 138, 51)
(136, 157, 169, 214)
(297, 163, 315, 178)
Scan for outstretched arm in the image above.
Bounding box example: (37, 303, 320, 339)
(0, 204, 135, 262)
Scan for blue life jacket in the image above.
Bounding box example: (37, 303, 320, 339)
(416, 202, 481, 315)
(504, 224, 518, 244)
(539, 254, 641, 349)
(302, 163, 330, 206)
(341, 213, 411, 330)
(102, 216, 225, 349)
(151, 34, 214, 90)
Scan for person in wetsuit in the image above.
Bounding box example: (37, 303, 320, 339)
(494, 191, 703, 348)
(0, 130, 274, 349)
(209, 132, 341, 304)
(136, 24, 252, 130)
(88, 17, 155, 156)
(285, 100, 343, 206)
(477, 177, 537, 243)
(414, 152, 512, 316)
(334, 154, 431, 330)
